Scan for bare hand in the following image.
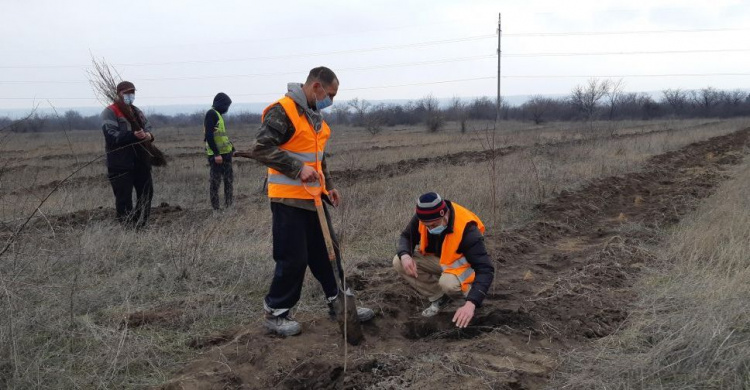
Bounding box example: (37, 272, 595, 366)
(452, 301, 475, 328)
(299, 166, 320, 183)
(134, 130, 148, 140)
(214, 155, 223, 165)
(400, 254, 418, 278)
(328, 189, 341, 207)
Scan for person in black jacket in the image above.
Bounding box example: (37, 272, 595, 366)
(204, 93, 234, 210)
(100, 81, 155, 228)
(394, 192, 494, 328)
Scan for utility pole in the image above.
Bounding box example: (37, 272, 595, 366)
(496, 13, 502, 122)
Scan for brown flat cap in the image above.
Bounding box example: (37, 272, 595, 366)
(116, 81, 136, 94)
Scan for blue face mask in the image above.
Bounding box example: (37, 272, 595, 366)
(122, 93, 135, 105)
(428, 224, 447, 235)
(315, 86, 333, 110)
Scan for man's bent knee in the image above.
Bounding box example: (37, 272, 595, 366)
(438, 273, 463, 296)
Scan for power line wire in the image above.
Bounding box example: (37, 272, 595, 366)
(4, 26, 747, 70)
(0, 55, 496, 84)
(0, 77, 497, 100)
(505, 27, 750, 37)
(502, 73, 750, 78)
(2, 73, 750, 101)
(4, 18, 477, 55)
(505, 48, 750, 57)
(0, 35, 495, 70)
(4, 47, 750, 85)
(110, 19, 472, 50)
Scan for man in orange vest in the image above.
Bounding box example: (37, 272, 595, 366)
(394, 192, 495, 328)
(247, 67, 374, 336)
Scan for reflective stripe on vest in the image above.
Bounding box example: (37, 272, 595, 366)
(285, 151, 325, 163)
(455, 266, 476, 285)
(418, 202, 485, 293)
(267, 173, 321, 187)
(441, 256, 469, 271)
(206, 109, 232, 156)
(263, 96, 331, 200)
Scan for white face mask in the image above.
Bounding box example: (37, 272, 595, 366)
(122, 93, 135, 105)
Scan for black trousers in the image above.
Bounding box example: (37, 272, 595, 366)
(209, 157, 233, 210)
(107, 163, 153, 228)
(264, 202, 342, 313)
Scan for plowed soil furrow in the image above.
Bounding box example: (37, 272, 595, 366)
(4, 124, 710, 197)
(328, 125, 697, 187)
(158, 128, 749, 389)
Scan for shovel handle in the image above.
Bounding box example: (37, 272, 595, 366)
(304, 175, 336, 264)
(315, 202, 337, 262)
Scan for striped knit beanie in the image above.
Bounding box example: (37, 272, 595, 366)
(416, 192, 447, 221)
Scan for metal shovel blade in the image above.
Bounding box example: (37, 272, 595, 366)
(331, 291, 364, 346)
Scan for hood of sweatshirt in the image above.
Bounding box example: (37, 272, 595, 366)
(285, 83, 323, 132)
(212, 92, 232, 114)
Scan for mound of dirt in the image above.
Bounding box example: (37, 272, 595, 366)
(27, 203, 186, 231)
(10, 175, 104, 196)
(158, 128, 749, 390)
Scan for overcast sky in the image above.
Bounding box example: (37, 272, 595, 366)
(1, 0, 749, 112)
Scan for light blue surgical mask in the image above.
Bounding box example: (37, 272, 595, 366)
(315, 86, 333, 110)
(428, 224, 447, 235)
(316, 95, 332, 110)
(123, 93, 135, 105)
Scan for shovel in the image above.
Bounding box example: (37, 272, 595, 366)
(304, 174, 365, 346)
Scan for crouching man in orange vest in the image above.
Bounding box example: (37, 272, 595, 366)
(246, 67, 374, 337)
(394, 192, 495, 328)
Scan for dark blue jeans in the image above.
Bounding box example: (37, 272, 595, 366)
(264, 203, 341, 314)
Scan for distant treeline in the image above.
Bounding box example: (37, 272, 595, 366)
(334, 81, 750, 133)
(2, 79, 749, 133)
(0, 110, 263, 133)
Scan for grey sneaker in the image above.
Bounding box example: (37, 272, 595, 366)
(264, 314, 301, 336)
(327, 295, 375, 322)
(421, 295, 451, 317)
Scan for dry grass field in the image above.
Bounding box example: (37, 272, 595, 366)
(0, 117, 748, 389)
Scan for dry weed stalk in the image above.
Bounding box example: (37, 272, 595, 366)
(87, 56, 167, 167)
(478, 123, 502, 227)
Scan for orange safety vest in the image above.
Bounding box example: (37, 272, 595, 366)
(262, 96, 331, 199)
(418, 202, 485, 293)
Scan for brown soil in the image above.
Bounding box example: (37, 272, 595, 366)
(8, 174, 104, 196)
(331, 146, 522, 186)
(126, 308, 184, 328)
(25, 202, 187, 231)
(155, 128, 749, 389)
